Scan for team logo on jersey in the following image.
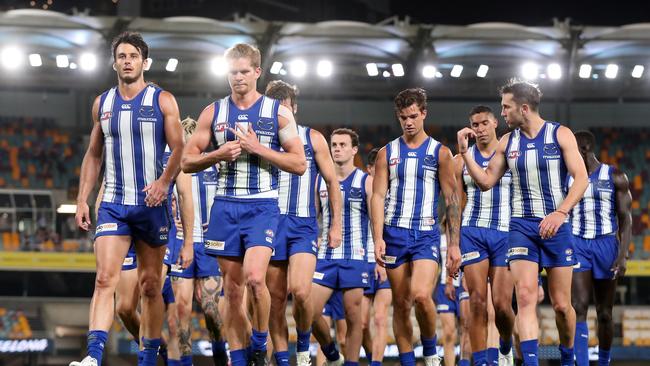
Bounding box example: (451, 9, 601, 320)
(214, 122, 228, 132)
(407, 152, 418, 157)
(461, 251, 480, 263)
(159, 226, 169, 234)
(507, 247, 528, 256)
(265, 229, 275, 238)
(257, 118, 274, 131)
(389, 158, 401, 166)
(205, 240, 225, 251)
(139, 106, 155, 117)
(96, 223, 118, 234)
(349, 187, 363, 198)
(565, 248, 573, 256)
(507, 150, 521, 159)
(237, 114, 248, 121)
(424, 155, 437, 166)
(121, 104, 131, 110)
(304, 146, 313, 157)
(526, 142, 536, 149)
(100, 111, 112, 122)
(383, 255, 397, 264)
(595, 180, 612, 191)
(543, 143, 560, 157)
(320, 190, 328, 198)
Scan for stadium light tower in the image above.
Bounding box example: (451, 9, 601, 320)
(1, 46, 24, 70)
(605, 64, 618, 79)
(317, 60, 333, 77)
(28, 53, 42, 67)
(578, 64, 592, 79)
(79, 53, 97, 71)
(366, 63, 379, 76)
(477, 64, 489, 78)
(422, 65, 436, 79)
(165, 58, 178, 72)
(547, 63, 562, 80)
(289, 59, 307, 77)
(521, 62, 539, 80)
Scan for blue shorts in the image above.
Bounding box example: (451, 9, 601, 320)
(573, 234, 619, 280)
(167, 240, 221, 279)
(271, 215, 319, 261)
(313, 259, 369, 290)
(460, 226, 509, 268)
(122, 243, 137, 271)
(162, 276, 175, 305)
(96, 202, 169, 246)
(364, 263, 391, 296)
(322, 290, 345, 321)
(507, 218, 576, 268)
(383, 225, 440, 269)
(435, 283, 458, 316)
(204, 197, 279, 257)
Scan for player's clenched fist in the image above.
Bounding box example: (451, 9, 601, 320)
(215, 140, 241, 162)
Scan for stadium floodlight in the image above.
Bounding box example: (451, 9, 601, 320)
(605, 64, 618, 79)
(144, 58, 153, 71)
(382, 70, 390, 77)
(69, 62, 77, 70)
(521, 62, 539, 80)
(391, 63, 404, 77)
(435, 71, 443, 78)
(79, 53, 97, 71)
(477, 64, 489, 78)
(56, 55, 69, 68)
(56, 204, 77, 214)
(422, 65, 437, 79)
(28, 53, 42, 67)
(631, 65, 645, 78)
(317, 60, 333, 77)
(211, 56, 228, 76)
(165, 58, 178, 72)
(366, 63, 379, 76)
(289, 59, 307, 77)
(450, 64, 463, 78)
(269, 61, 282, 74)
(1, 47, 23, 70)
(547, 63, 562, 80)
(578, 64, 592, 79)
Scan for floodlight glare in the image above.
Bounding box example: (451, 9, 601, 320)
(29, 53, 42, 67)
(56, 55, 69, 68)
(547, 63, 562, 80)
(80, 53, 97, 71)
(422, 65, 437, 79)
(578, 64, 592, 79)
(69, 62, 78, 70)
(270, 61, 282, 74)
(631, 65, 644, 79)
(166, 58, 178, 72)
(450, 65, 463, 78)
(366, 63, 379, 76)
(521, 62, 539, 80)
(1, 47, 23, 70)
(211, 56, 228, 75)
(605, 64, 618, 79)
(289, 59, 307, 77)
(477, 64, 489, 78)
(391, 63, 404, 77)
(317, 60, 333, 77)
(382, 70, 390, 77)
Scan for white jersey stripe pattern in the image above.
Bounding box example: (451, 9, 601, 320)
(568, 164, 618, 239)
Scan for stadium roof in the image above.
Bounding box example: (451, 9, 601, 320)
(2, 9, 650, 100)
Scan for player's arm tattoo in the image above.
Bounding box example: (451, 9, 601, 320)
(200, 276, 225, 342)
(445, 191, 461, 247)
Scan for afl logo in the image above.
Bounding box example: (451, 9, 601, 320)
(543, 143, 559, 155)
(215, 122, 228, 132)
(319, 190, 328, 198)
(139, 106, 155, 117)
(257, 118, 274, 131)
(389, 158, 401, 166)
(508, 151, 521, 159)
(424, 155, 437, 166)
(100, 111, 112, 121)
(349, 187, 363, 198)
(595, 180, 611, 190)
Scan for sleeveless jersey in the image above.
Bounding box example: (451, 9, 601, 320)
(210, 95, 281, 197)
(278, 125, 318, 217)
(317, 169, 369, 261)
(99, 84, 166, 205)
(506, 122, 567, 219)
(384, 136, 442, 231)
(462, 145, 511, 231)
(568, 164, 618, 239)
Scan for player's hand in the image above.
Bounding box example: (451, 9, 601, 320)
(328, 222, 342, 249)
(75, 202, 91, 231)
(539, 211, 567, 239)
(457, 128, 476, 155)
(375, 238, 387, 267)
(612, 253, 628, 280)
(143, 178, 170, 207)
(229, 124, 262, 155)
(213, 140, 241, 162)
(375, 264, 388, 282)
(446, 245, 461, 278)
(177, 239, 194, 269)
(445, 280, 456, 301)
(537, 284, 545, 304)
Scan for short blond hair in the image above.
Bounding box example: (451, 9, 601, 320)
(224, 43, 261, 68)
(181, 117, 197, 142)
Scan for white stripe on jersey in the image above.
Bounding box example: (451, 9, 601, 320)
(102, 88, 117, 203)
(367, 224, 375, 263)
(419, 140, 437, 230)
(350, 171, 365, 261)
(385, 139, 400, 223)
(509, 132, 525, 216)
(397, 156, 417, 228)
(141, 87, 158, 190)
(598, 166, 614, 235)
(524, 148, 544, 215)
(545, 124, 564, 211)
(278, 126, 312, 216)
(118, 110, 137, 205)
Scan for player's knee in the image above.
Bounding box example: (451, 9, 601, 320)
(493, 298, 514, 319)
(393, 296, 411, 315)
(412, 290, 432, 308)
(95, 270, 119, 291)
(289, 284, 310, 305)
(572, 296, 589, 316)
(469, 294, 488, 316)
(116, 301, 136, 320)
(552, 299, 572, 318)
(515, 285, 538, 309)
(244, 269, 267, 293)
(596, 309, 613, 326)
(139, 275, 161, 298)
(373, 310, 388, 330)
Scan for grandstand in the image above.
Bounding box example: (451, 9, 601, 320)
(0, 2, 649, 366)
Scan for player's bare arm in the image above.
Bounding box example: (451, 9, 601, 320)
(230, 104, 306, 175)
(457, 128, 508, 191)
(312, 129, 342, 249)
(612, 168, 632, 279)
(175, 171, 195, 269)
(182, 103, 241, 173)
(76, 96, 104, 231)
(370, 147, 388, 266)
(539, 126, 588, 239)
(143, 91, 182, 207)
(438, 145, 461, 276)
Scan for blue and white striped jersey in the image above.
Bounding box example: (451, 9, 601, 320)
(439, 235, 461, 287)
(210, 96, 282, 197)
(278, 125, 318, 217)
(384, 136, 442, 231)
(506, 122, 567, 219)
(171, 166, 218, 243)
(317, 169, 369, 261)
(99, 84, 166, 205)
(462, 145, 511, 232)
(568, 164, 618, 239)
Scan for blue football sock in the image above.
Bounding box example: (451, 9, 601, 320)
(274, 351, 290, 366)
(499, 337, 512, 355)
(366, 352, 372, 361)
(520, 339, 538, 366)
(343, 362, 359, 366)
(322, 342, 340, 361)
(459, 360, 471, 366)
(140, 338, 162, 366)
(180, 355, 192, 366)
(230, 349, 247, 366)
(297, 328, 312, 353)
(575, 321, 589, 366)
(421, 335, 437, 357)
(168, 360, 181, 366)
(398, 351, 415, 366)
(250, 329, 268, 352)
(598, 348, 611, 366)
(559, 344, 574, 366)
(86, 330, 108, 364)
(212, 340, 228, 357)
(371, 361, 382, 366)
(487, 347, 499, 365)
(473, 349, 488, 366)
